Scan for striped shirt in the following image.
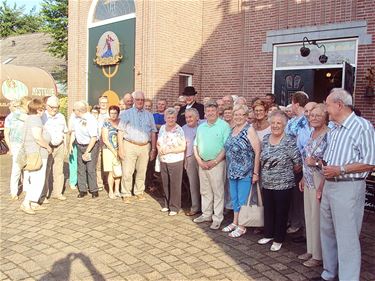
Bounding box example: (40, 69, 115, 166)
(118, 107, 157, 143)
(323, 112, 375, 179)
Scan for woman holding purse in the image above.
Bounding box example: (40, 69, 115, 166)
(222, 104, 261, 238)
(298, 104, 329, 267)
(102, 105, 121, 199)
(20, 98, 52, 214)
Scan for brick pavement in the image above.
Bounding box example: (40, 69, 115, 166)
(0, 154, 374, 281)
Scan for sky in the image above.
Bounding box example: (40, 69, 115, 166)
(6, 0, 43, 12)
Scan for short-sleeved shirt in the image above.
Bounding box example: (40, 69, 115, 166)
(118, 107, 157, 143)
(157, 124, 185, 163)
(225, 123, 255, 180)
(73, 112, 98, 145)
(4, 110, 27, 145)
(42, 112, 68, 146)
(182, 120, 204, 158)
(153, 113, 165, 126)
(103, 121, 118, 149)
(323, 112, 375, 179)
(285, 115, 311, 154)
(24, 115, 49, 159)
(194, 118, 231, 161)
(261, 134, 302, 190)
(302, 131, 329, 189)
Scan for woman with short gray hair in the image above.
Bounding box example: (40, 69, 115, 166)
(157, 108, 186, 216)
(258, 110, 302, 251)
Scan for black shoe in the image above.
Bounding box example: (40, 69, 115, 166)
(292, 236, 306, 243)
(77, 191, 88, 199)
(92, 191, 99, 198)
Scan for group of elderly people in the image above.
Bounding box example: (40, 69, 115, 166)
(5, 85, 374, 281)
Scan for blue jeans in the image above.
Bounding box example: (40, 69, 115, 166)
(229, 176, 251, 213)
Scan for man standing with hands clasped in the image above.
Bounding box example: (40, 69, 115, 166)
(316, 88, 375, 281)
(193, 100, 231, 230)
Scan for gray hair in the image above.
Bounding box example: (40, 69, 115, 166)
(233, 104, 249, 115)
(204, 99, 218, 109)
(185, 107, 199, 117)
(269, 110, 288, 126)
(132, 90, 145, 99)
(329, 88, 352, 106)
(73, 100, 88, 113)
(164, 107, 177, 116)
(234, 96, 247, 106)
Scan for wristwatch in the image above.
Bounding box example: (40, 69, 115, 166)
(340, 165, 346, 175)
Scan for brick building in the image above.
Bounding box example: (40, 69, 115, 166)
(68, 0, 375, 123)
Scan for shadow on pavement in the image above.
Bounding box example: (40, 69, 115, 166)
(38, 253, 105, 281)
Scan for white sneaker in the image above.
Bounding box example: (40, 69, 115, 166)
(258, 238, 274, 245)
(168, 211, 178, 216)
(270, 242, 282, 251)
(193, 215, 212, 223)
(210, 221, 221, 230)
(160, 208, 169, 212)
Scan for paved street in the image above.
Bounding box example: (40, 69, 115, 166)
(0, 154, 374, 281)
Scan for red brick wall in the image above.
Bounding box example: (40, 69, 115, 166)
(68, 0, 375, 123)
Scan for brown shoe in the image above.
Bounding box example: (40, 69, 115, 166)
(185, 210, 199, 216)
(136, 194, 146, 201)
(123, 197, 133, 204)
(303, 258, 322, 268)
(298, 253, 312, 261)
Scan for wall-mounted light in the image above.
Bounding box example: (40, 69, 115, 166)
(300, 37, 328, 64)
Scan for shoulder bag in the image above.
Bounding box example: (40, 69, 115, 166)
(238, 182, 264, 227)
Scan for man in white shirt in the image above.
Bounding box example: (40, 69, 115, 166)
(40, 96, 68, 202)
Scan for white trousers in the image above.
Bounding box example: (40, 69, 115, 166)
(10, 144, 22, 196)
(23, 159, 48, 202)
(198, 161, 226, 224)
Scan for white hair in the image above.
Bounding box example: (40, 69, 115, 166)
(132, 90, 145, 99)
(329, 88, 352, 106)
(73, 100, 88, 113)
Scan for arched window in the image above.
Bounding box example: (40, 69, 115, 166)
(90, 0, 135, 25)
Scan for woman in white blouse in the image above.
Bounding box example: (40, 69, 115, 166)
(157, 108, 186, 216)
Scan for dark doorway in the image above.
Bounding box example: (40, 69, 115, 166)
(274, 66, 355, 105)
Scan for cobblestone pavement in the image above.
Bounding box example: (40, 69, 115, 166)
(1, 154, 374, 281)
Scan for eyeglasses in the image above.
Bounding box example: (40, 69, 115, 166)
(48, 105, 59, 109)
(309, 114, 324, 119)
(135, 98, 145, 101)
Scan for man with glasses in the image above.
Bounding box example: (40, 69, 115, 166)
(40, 95, 68, 202)
(118, 91, 157, 203)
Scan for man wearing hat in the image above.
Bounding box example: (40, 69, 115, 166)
(177, 86, 204, 126)
(40, 95, 68, 202)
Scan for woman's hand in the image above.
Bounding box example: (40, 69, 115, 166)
(305, 156, 316, 167)
(252, 174, 259, 184)
(298, 178, 304, 192)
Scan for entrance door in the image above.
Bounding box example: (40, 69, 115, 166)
(342, 62, 355, 95)
(274, 69, 315, 106)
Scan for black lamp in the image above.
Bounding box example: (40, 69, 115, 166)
(300, 37, 328, 64)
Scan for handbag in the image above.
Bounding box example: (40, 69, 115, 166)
(238, 182, 264, 227)
(112, 158, 122, 178)
(16, 121, 42, 171)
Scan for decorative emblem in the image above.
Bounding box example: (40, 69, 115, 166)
(94, 31, 122, 66)
(1, 78, 28, 101)
(93, 31, 122, 106)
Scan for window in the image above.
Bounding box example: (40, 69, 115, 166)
(179, 73, 193, 95)
(92, 0, 135, 23)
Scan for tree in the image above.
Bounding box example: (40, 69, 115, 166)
(0, 0, 42, 38)
(40, 0, 68, 60)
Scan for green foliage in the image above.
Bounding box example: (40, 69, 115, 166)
(0, 0, 43, 38)
(58, 94, 68, 120)
(40, 0, 68, 60)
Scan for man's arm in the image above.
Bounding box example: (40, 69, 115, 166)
(149, 132, 157, 161)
